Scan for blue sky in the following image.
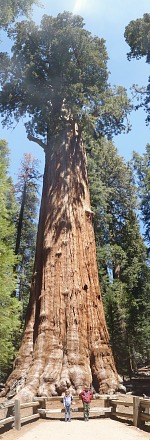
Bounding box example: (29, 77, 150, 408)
(0, 0, 150, 183)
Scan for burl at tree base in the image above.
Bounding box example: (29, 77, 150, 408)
(4, 128, 123, 401)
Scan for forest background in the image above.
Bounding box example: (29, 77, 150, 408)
(0, 0, 150, 384)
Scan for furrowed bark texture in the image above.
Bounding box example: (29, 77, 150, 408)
(5, 128, 121, 400)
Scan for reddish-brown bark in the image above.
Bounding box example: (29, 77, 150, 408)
(5, 127, 122, 401)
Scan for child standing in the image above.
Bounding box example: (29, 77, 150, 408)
(79, 385, 93, 421)
(63, 389, 73, 422)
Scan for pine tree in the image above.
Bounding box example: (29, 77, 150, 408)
(15, 153, 40, 323)
(132, 144, 150, 246)
(87, 136, 150, 375)
(0, 140, 21, 381)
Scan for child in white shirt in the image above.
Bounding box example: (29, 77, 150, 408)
(63, 389, 73, 421)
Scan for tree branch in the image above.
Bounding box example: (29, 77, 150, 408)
(27, 134, 47, 152)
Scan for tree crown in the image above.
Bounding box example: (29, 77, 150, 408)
(0, 11, 131, 144)
(124, 13, 150, 62)
(0, 0, 39, 29)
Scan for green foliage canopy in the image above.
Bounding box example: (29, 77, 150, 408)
(124, 13, 150, 124)
(0, 0, 39, 28)
(0, 140, 21, 380)
(0, 12, 132, 143)
(87, 136, 150, 373)
(132, 144, 150, 247)
(15, 153, 40, 323)
(124, 13, 150, 62)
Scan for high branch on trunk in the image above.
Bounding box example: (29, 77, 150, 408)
(4, 125, 123, 401)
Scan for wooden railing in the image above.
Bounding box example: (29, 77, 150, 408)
(0, 398, 41, 430)
(0, 400, 15, 428)
(35, 396, 112, 419)
(0, 395, 150, 431)
(108, 396, 150, 428)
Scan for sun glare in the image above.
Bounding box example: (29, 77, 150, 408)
(73, 0, 88, 14)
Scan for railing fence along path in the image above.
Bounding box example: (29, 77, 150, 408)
(0, 395, 150, 431)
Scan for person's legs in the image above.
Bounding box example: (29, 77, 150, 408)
(65, 406, 71, 421)
(84, 402, 88, 420)
(68, 406, 71, 421)
(65, 407, 68, 421)
(86, 403, 90, 420)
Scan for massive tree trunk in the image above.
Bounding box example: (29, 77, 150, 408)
(5, 126, 122, 400)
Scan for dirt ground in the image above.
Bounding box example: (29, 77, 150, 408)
(0, 417, 150, 440)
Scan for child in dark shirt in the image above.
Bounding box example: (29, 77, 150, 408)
(79, 385, 93, 421)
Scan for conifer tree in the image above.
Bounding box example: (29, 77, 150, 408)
(0, 12, 131, 399)
(15, 153, 40, 323)
(132, 144, 150, 246)
(124, 13, 150, 124)
(0, 0, 39, 28)
(87, 136, 150, 375)
(0, 140, 21, 381)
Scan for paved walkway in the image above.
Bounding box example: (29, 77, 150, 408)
(3, 418, 150, 440)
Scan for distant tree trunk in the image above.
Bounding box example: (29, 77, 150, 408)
(12, 182, 26, 297)
(15, 182, 26, 258)
(5, 126, 122, 400)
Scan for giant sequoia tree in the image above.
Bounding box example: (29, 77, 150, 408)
(0, 12, 131, 400)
